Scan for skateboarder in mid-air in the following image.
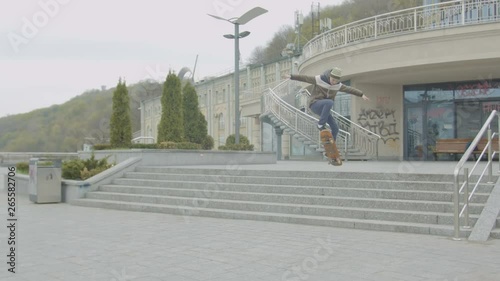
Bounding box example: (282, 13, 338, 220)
(284, 67, 370, 165)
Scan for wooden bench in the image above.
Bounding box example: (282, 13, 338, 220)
(433, 138, 499, 160)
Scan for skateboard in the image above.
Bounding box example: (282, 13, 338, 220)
(320, 129, 342, 166)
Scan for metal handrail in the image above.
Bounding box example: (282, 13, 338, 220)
(453, 110, 500, 239)
(132, 136, 155, 144)
(302, 0, 500, 61)
(300, 88, 381, 159)
(262, 82, 350, 157)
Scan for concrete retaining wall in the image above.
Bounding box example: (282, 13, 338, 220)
(1, 150, 276, 203)
(4, 157, 143, 203)
(78, 149, 277, 166)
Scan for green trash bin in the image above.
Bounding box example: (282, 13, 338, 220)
(28, 158, 62, 203)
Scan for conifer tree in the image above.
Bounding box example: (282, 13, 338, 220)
(158, 72, 184, 143)
(110, 79, 132, 147)
(182, 82, 207, 144)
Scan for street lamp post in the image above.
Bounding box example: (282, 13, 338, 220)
(208, 7, 268, 144)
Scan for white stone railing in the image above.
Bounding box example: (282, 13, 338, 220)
(302, 0, 500, 60)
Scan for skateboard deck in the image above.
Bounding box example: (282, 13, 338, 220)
(320, 129, 342, 166)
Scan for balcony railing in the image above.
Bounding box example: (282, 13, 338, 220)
(302, 0, 500, 60)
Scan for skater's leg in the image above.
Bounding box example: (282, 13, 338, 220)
(310, 99, 334, 128)
(327, 114, 339, 140)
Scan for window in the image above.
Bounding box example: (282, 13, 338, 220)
(240, 112, 247, 127)
(218, 113, 225, 130)
(404, 79, 500, 160)
(219, 135, 225, 146)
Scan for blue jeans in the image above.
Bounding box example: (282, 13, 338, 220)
(310, 99, 339, 140)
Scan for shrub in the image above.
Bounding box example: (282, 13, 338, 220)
(219, 134, 253, 151)
(158, 142, 177, 149)
(129, 143, 159, 149)
(93, 144, 113, 150)
(176, 142, 202, 150)
(62, 159, 86, 180)
(225, 134, 250, 145)
(201, 135, 214, 150)
(80, 165, 110, 180)
(62, 153, 113, 180)
(218, 144, 254, 151)
(16, 162, 29, 174)
(158, 141, 201, 150)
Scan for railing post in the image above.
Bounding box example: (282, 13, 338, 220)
(295, 111, 298, 131)
(276, 126, 284, 160)
(453, 174, 461, 240)
(374, 16, 378, 38)
(344, 26, 348, 45)
(414, 8, 418, 31)
(345, 134, 349, 160)
(464, 168, 470, 229)
(461, 0, 466, 24)
(488, 125, 493, 183)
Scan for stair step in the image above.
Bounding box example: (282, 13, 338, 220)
(135, 167, 485, 182)
(71, 198, 471, 237)
(69, 164, 498, 238)
(98, 184, 486, 214)
(121, 173, 495, 193)
(84, 191, 480, 225)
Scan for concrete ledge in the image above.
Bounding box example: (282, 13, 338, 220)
(0, 152, 78, 164)
(8, 157, 143, 203)
(78, 149, 277, 166)
(468, 178, 500, 241)
(62, 157, 142, 202)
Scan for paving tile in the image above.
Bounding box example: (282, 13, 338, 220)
(0, 190, 498, 281)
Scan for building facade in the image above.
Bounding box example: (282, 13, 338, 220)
(140, 0, 500, 160)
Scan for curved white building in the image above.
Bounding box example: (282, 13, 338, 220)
(140, 0, 500, 161)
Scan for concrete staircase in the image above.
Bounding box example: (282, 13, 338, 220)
(71, 166, 499, 238)
(492, 216, 500, 239)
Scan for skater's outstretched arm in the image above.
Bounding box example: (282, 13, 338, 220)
(288, 74, 316, 85)
(337, 84, 370, 101)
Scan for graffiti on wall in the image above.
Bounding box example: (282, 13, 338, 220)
(357, 98, 400, 144)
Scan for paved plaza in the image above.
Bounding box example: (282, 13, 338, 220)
(1, 161, 500, 281)
(0, 193, 499, 281)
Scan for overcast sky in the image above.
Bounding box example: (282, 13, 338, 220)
(0, 0, 344, 117)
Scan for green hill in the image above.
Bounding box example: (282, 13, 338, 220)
(0, 82, 152, 152)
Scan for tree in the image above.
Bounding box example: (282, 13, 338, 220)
(182, 82, 207, 144)
(157, 72, 184, 143)
(248, 46, 267, 65)
(247, 25, 295, 65)
(129, 79, 163, 134)
(110, 79, 132, 147)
